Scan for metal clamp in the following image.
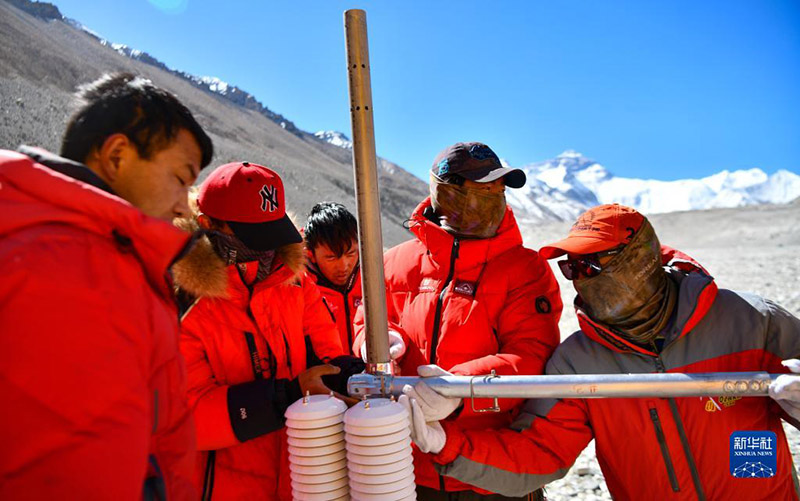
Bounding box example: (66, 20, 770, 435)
(470, 370, 501, 413)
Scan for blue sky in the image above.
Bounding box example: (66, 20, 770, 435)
(54, 0, 799, 180)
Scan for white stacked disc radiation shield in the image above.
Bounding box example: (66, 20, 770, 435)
(285, 394, 349, 500)
(344, 398, 416, 501)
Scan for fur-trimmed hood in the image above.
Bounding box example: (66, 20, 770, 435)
(171, 198, 306, 299)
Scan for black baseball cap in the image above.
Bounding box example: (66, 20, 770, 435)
(430, 142, 526, 188)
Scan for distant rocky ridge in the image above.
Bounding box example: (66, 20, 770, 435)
(5, 0, 59, 20)
(12, 0, 304, 137)
(0, 0, 428, 245)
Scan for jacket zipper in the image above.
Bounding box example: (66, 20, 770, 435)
(241, 274, 278, 378)
(651, 346, 707, 501)
(429, 238, 459, 364)
(343, 290, 353, 350)
(201, 450, 216, 501)
(649, 407, 680, 492)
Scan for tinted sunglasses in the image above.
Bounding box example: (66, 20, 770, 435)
(557, 246, 624, 281)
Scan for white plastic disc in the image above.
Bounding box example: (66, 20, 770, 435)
(346, 454, 413, 475)
(292, 476, 348, 493)
(344, 398, 408, 428)
(345, 427, 410, 446)
(349, 475, 415, 494)
(285, 394, 347, 421)
(290, 466, 348, 485)
(286, 414, 344, 430)
(346, 448, 412, 466)
(287, 422, 344, 438)
(344, 419, 409, 436)
(292, 485, 349, 501)
(348, 463, 415, 485)
(289, 459, 348, 475)
(346, 437, 410, 456)
(288, 432, 345, 448)
(289, 449, 346, 466)
(350, 481, 416, 500)
(289, 441, 346, 457)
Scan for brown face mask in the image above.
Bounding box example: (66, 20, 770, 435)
(573, 219, 677, 345)
(429, 173, 506, 239)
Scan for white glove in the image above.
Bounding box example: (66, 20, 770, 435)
(399, 394, 446, 454)
(360, 329, 406, 362)
(769, 359, 800, 421)
(402, 365, 462, 422)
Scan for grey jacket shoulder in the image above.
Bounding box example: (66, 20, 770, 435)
(546, 288, 800, 375)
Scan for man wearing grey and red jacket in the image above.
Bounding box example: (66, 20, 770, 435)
(402, 203, 800, 500)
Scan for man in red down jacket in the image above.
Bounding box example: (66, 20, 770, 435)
(304, 202, 362, 354)
(403, 204, 800, 500)
(0, 73, 214, 499)
(175, 162, 357, 499)
(353, 142, 562, 500)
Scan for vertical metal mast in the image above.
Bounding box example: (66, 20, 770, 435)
(343, 9, 391, 375)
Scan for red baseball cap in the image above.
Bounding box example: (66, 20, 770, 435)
(539, 204, 645, 259)
(198, 161, 302, 251)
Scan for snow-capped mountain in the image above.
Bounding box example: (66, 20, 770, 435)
(315, 131, 353, 149)
(507, 151, 800, 221)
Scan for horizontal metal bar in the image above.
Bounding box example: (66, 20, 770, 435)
(347, 372, 780, 399)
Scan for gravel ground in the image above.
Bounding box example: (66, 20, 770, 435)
(517, 202, 800, 500)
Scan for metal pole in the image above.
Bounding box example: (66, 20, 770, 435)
(347, 372, 779, 400)
(343, 9, 391, 375)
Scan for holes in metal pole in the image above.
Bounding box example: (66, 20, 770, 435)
(365, 106, 369, 110)
(361, 64, 366, 68)
(356, 106, 360, 110)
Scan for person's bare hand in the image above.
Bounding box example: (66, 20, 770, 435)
(298, 364, 358, 406)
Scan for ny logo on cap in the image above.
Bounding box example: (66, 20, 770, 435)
(259, 184, 279, 212)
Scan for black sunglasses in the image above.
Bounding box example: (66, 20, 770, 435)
(557, 246, 624, 281)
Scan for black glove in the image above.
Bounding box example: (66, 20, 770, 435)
(321, 355, 365, 396)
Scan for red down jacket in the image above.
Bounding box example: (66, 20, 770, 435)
(177, 235, 344, 500)
(0, 149, 196, 499)
(353, 197, 562, 494)
(434, 248, 800, 500)
(307, 263, 362, 355)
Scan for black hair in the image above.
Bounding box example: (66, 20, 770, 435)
(60, 72, 213, 168)
(304, 202, 358, 257)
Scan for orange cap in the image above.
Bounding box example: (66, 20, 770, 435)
(539, 204, 645, 259)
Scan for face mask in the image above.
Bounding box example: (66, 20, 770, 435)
(430, 173, 506, 239)
(207, 231, 276, 283)
(573, 219, 677, 345)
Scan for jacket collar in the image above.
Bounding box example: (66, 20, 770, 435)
(18, 146, 114, 194)
(575, 246, 719, 356)
(171, 207, 308, 300)
(0, 148, 192, 299)
(407, 197, 523, 271)
(224, 259, 299, 305)
(307, 261, 360, 294)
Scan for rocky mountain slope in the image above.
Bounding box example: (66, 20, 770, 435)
(0, 0, 428, 246)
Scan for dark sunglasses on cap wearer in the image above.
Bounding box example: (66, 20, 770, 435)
(557, 246, 625, 281)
